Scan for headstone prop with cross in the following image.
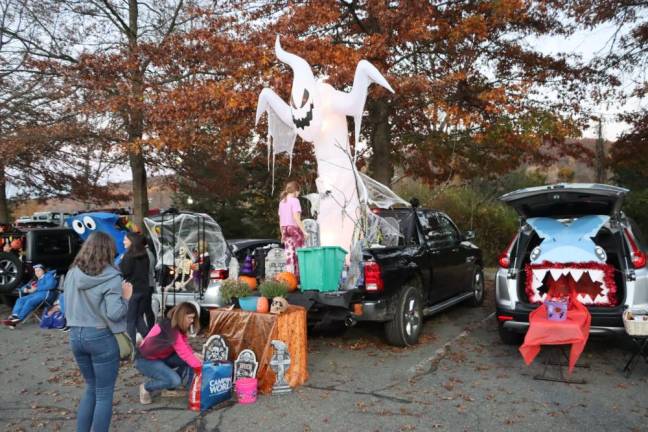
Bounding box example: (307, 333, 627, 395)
(270, 340, 291, 394)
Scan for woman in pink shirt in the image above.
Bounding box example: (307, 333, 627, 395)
(278, 181, 308, 277)
(135, 302, 202, 404)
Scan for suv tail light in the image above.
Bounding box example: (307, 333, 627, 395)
(210, 269, 229, 280)
(498, 234, 517, 269)
(624, 228, 647, 269)
(364, 261, 384, 292)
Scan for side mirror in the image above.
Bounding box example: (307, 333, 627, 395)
(463, 230, 475, 241)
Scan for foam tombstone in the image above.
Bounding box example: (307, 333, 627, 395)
(256, 36, 394, 254)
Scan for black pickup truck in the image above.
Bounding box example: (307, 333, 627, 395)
(0, 227, 81, 301)
(293, 207, 484, 346)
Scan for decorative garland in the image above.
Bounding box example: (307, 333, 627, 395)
(525, 261, 618, 307)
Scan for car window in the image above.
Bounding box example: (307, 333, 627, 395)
(437, 215, 460, 243)
(426, 214, 459, 247)
(37, 232, 71, 255)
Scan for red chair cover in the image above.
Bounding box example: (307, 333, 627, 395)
(519, 297, 591, 373)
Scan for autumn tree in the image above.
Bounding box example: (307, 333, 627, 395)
(1, 0, 218, 227)
(215, 1, 598, 187)
(0, 1, 129, 220)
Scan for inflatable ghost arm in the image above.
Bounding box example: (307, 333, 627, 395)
(256, 88, 298, 188)
(331, 60, 395, 160)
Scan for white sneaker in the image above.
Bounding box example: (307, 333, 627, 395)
(139, 384, 152, 405)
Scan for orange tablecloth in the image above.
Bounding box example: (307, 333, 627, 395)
(207, 305, 308, 394)
(519, 300, 591, 373)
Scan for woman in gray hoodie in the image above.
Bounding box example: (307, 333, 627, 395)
(64, 232, 132, 432)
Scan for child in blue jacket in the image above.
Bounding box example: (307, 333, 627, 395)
(2, 264, 58, 328)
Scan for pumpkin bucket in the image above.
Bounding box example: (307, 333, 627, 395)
(234, 377, 258, 404)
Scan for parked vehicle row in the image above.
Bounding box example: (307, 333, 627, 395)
(5, 183, 645, 348)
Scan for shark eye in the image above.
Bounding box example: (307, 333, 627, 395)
(83, 216, 97, 231)
(72, 219, 85, 235)
(530, 246, 541, 261)
(595, 246, 607, 261)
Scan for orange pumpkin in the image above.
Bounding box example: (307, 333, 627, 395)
(275, 272, 298, 292)
(239, 275, 257, 290)
(256, 296, 270, 313)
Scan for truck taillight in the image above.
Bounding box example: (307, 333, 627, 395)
(364, 261, 384, 292)
(498, 234, 517, 269)
(624, 228, 647, 269)
(210, 269, 229, 280)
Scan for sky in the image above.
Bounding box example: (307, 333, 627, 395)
(531, 24, 643, 141)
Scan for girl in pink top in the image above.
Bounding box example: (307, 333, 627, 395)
(135, 302, 202, 404)
(278, 181, 308, 277)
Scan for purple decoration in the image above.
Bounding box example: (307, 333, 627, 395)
(240, 255, 255, 276)
(546, 298, 568, 321)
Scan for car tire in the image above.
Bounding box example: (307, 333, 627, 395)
(384, 283, 423, 347)
(498, 322, 524, 345)
(0, 252, 24, 293)
(467, 267, 485, 307)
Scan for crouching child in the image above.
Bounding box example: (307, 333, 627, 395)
(135, 302, 202, 404)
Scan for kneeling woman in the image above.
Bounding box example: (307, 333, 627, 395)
(135, 302, 202, 404)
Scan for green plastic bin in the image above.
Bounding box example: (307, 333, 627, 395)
(297, 246, 347, 292)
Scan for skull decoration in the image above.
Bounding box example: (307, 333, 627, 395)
(270, 297, 289, 314)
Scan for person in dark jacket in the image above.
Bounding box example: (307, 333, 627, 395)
(120, 232, 152, 344)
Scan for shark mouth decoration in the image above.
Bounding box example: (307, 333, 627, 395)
(525, 261, 618, 306)
(293, 103, 314, 129)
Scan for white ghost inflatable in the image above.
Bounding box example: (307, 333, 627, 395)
(256, 36, 395, 253)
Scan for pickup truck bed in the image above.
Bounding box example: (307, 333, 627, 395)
(292, 207, 484, 346)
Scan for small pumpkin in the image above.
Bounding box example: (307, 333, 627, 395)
(257, 296, 270, 313)
(275, 272, 298, 292)
(238, 275, 257, 290)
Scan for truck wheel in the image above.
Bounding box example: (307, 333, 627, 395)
(498, 322, 524, 345)
(384, 284, 423, 347)
(0, 252, 24, 293)
(467, 267, 485, 307)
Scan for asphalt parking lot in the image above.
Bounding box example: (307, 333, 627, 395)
(1, 277, 647, 432)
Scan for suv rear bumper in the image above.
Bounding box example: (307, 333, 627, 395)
(496, 304, 626, 336)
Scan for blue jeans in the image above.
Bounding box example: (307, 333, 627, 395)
(135, 353, 193, 392)
(69, 327, 120, 432)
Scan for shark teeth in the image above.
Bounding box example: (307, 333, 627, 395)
(530, 267, 610, 305)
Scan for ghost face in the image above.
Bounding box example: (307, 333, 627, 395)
(270, 296, 288, 314)
(290, 82, 321, 142)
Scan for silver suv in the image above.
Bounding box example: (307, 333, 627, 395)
(495, 183, 648, 344)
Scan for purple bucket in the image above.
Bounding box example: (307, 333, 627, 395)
(546, 298, 568, 321)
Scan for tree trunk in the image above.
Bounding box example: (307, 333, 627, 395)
(129, 146, 148, 228)
(595, 119, 606, 183)
(367, 99, 393, 185)
(0, 167, 10, 224)
(127, 0, 148, 229)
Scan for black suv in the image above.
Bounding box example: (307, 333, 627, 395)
(0, 227, 81, 300)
